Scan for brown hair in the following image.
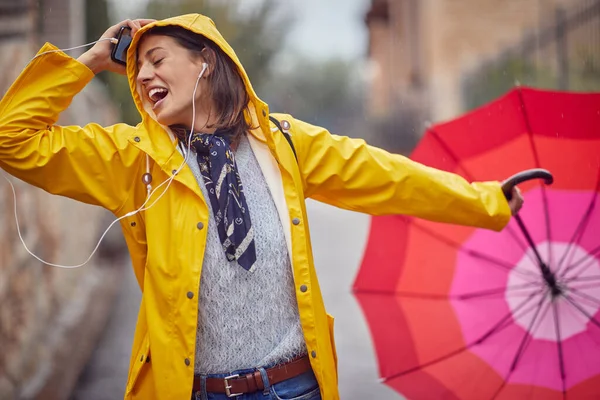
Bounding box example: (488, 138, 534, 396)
(140, 25, 252, 143)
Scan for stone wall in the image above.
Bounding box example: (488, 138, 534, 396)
(0, 34, 129, 399)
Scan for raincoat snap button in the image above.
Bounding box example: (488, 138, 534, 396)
(292, 218, 301, 225)
(134, 136, 141, 142)
(172, 169, 177, 175)
(197, 222, 204, 230)
(262, 110, 267, 117)
(185, 358, 190, 366)
(187, 291, 194, 299)
(300, 285, 308, 293)
(140, 355, 144, 362)
(130, 222, 136, 227)
(311, 351, 317, 358)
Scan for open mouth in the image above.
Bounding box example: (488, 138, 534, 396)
(148, 87, 169, 110)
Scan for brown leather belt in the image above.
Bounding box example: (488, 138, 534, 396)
(193, 355, 312, 397)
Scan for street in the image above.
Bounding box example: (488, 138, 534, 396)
(72, 199, 402, 400)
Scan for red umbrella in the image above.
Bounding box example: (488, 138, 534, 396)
(353, 87, 600, 399)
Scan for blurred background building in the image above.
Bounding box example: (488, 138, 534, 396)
(365, 0, 600, 152)
(1, 0, 599, 399)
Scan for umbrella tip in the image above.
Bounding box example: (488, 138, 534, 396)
(514, 79, 521, 87)
(424, 120, 432, 129)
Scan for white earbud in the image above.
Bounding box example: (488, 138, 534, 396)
(199, 62, 208, 79)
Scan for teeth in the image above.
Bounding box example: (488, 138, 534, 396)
(148, 88, 168, 102)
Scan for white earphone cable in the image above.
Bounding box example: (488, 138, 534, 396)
(3, 42, 207, 268)
(138, 64, 205, 212)
(30, 37, 117, 62)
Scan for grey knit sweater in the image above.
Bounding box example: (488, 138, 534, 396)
(181, 134, 307, 374)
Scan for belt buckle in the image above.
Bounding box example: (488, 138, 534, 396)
(224, 374, 242, 398)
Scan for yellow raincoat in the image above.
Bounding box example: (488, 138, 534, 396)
(0, 14, 512, 400)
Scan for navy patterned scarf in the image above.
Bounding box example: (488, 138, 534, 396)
(190, 130, 256, 272)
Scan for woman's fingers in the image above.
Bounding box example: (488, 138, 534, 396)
(509, 186, 524, 215)
(137, 19, 157, 27)
(79, 18, 157, 75)
(126, 18, 156, 36)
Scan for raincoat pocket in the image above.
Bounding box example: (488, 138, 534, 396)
(125, 332, 151, 397)
(326, 313, 338, 377)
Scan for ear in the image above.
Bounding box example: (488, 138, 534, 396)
(197, 47, 216, 78)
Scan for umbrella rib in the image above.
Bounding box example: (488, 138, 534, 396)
(383, 289, 544, 382)
(557, 173, 600, 276)
(567, 287, 600, 308)
(513, 214, 548, 271)
(504, 223, 537, 264)
(561, 245, 600, 282)
(567, 282, 600, 295)
(457, 282, 542, 300)
(506, 224, 541, 268)
(562, 293, 600, 329)
(354, 282, 543, 301)
(516, 87, 553, 266)
(509, 294, 549, 372)
(426, 128, 476, 182)
(353, 288, 447, 300)
(412, 221, 540, 282)
(552, 301, 567, 398)
(556, 190, 598, 276)
(491, 293, 551, 400)
(565, 272, 600, 284)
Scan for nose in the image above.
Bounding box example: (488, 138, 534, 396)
(136, 62, 153, 86)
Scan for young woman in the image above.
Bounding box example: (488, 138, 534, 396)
(0, 15, 523, 400)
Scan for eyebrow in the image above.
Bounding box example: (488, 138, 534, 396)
(137, 47, 166, 68)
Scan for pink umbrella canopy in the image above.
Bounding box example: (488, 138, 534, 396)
(353, 87, 600, 399)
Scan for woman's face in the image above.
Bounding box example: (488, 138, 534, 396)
(136, 35, 207, 127)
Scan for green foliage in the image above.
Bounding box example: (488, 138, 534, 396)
(463, 56, 556, 111)
(144, 0, 289, 90)
(92, 0, 290, 125)
(260, 58, 364, 133)
(84, 0, 137, 123)
(85, 0, 111, 85)
(464, 49, 600, 111)
(570, 47, 600, 92)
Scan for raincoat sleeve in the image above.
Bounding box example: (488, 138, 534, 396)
(0, 43, 141, 214)
(290, 117, 512, 231)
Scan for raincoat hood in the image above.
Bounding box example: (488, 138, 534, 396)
(125, 14, 269, 143)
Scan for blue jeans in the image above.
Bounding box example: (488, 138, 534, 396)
(192, 365, 321, 400)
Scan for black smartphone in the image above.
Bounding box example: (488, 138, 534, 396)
(110, 26, 132, 66)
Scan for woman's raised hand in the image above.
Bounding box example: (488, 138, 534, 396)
(77, 19, 155, 75)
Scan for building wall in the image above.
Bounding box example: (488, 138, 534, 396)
(365, 9, 394, 117)
(0, 1, 129, 398)
(366, 0, 584, 124)
(425, 0, 583, 120)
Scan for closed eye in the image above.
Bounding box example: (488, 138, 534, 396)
(152, 58, 164, 66)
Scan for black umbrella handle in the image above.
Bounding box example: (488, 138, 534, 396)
(501, 168, 554, 200)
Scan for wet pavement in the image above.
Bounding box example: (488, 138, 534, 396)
(72, 200, 402, 400)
